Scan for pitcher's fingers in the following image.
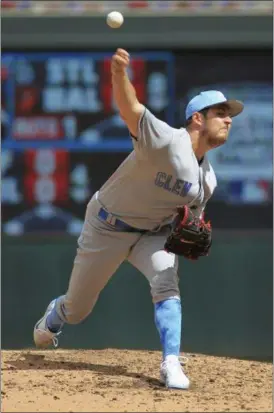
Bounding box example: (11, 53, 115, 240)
(116, 48, 130, 58)
(111, 60, 127, 72)
(112, 55, 128, 66)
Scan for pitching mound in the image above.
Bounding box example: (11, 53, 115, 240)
(2, 349, 272, 412)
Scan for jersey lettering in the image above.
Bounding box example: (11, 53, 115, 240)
(155, 172, 192, 197)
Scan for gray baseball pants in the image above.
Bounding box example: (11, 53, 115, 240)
(56, 194, 180, 324)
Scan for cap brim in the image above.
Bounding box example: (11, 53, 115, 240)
(225, 99, 244, 117)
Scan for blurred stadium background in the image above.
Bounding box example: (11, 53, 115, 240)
(1, 0, 273, 14)
(1, 1, 273, 359)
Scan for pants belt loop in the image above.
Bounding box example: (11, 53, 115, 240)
(106, 214, 116, 226)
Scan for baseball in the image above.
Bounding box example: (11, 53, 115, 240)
(106, 11, 124, 29)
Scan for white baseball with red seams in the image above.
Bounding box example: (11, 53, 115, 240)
(107, 11, 124, 29)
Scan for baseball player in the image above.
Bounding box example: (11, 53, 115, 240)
(34, 48, 244, 390)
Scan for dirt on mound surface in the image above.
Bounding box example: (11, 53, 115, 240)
(2, 349, 272, 412)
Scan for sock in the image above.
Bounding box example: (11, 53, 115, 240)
(46, 299, 65, 333)
(154, 297, 182, 360)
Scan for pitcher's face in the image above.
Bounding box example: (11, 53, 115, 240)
(201, 104, 232, 148)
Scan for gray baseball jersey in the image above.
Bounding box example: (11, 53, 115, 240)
(98, 108, 217, 230)
(49, 107, 218, 326)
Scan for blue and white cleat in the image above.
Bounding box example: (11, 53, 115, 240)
(160, 355, 190, 390)
(33, 300, 62, 349)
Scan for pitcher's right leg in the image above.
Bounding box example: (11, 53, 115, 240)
(128, 227, 189, 389)
(34, 201, 140, 348)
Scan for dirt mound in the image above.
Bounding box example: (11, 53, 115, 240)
(2, 349, 272, 412)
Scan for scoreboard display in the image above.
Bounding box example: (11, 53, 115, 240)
(1, 51, 175, 235)
(2, 52, 175, 149)
(1, 149, 129, 235)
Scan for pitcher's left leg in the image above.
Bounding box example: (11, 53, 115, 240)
(128, 227, 190, 389)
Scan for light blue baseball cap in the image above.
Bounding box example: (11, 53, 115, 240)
(185, 90, 244, 120)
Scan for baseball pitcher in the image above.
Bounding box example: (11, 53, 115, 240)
(34, 48, 244, 389)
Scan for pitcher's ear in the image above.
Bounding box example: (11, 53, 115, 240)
(192, 111, 204, 126)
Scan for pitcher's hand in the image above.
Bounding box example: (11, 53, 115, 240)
(111, 48, 130, 74)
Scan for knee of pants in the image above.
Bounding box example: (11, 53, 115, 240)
(150, 269, 180, 304)
(57, 295, 98, 325)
